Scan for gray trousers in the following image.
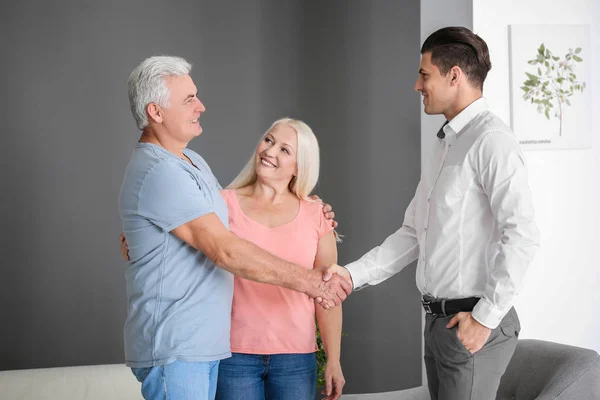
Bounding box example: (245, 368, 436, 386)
(424, 307, 520, 400)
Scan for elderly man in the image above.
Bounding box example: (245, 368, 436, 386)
(119, 55, 350, 399)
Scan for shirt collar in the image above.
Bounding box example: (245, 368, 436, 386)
(444, 97, 489, 137)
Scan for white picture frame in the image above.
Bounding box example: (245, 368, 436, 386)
(508, 24, 591, 150)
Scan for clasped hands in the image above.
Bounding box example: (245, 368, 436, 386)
(312, 264, 354, 310)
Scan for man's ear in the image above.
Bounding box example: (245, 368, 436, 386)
(147, 103, 163, 124)
(449, 66, 463, 86)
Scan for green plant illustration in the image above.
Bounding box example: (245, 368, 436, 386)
(521, 43, 586, 136)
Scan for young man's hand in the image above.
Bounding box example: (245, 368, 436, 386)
(446, 312, 491, 354)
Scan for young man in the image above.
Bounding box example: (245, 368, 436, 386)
(330, 27, 540, 400)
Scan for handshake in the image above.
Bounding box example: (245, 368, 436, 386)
(309, 264, 354, 310)
(119, 233, 354, 310)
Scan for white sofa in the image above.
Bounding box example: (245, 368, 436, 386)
(0, 364, 142, 400)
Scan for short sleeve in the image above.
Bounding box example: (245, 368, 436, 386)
(138, 161, 214, 232)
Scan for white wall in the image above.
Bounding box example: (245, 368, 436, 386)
(472, 0, 600, 352)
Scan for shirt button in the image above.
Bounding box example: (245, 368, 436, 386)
(427, 198, 431, 203)
(424, 227, 428, 232)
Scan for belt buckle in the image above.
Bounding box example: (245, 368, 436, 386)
(422, 300, 433, 314)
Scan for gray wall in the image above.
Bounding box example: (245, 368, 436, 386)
(0, 0, 421, 394)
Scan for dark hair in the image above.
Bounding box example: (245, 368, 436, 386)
(421, 26, 491, 90)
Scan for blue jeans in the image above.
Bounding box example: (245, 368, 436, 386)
(216, 352, 317, 400)
(132, 360, 220, 400)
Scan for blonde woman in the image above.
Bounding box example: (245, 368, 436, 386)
(216, 118, 344, 400)
(121, 118, 345, 400)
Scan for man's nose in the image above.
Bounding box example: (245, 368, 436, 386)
(196, 99, 206, 112)
(414, 80, 422, 92)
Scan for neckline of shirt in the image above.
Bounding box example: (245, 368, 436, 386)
(229, 189, 305, 231)
(444, 97, 489, 138)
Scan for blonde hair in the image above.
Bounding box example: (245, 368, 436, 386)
(229, 118, 341, 241)
(228, 118, 320, 199)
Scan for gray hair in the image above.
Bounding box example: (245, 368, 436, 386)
(127, 56, 192, 130)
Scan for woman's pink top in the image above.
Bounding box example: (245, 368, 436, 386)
(220, 189, 334, 354)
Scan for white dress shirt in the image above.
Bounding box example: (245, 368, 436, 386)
(345, 98, 540, 329)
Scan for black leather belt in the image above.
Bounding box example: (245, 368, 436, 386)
(421, 297, 480, 316)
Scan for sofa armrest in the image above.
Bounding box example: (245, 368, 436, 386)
(497, 339, 600, 400)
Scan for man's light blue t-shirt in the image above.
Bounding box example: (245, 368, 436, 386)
(119, 143, 233, 368)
